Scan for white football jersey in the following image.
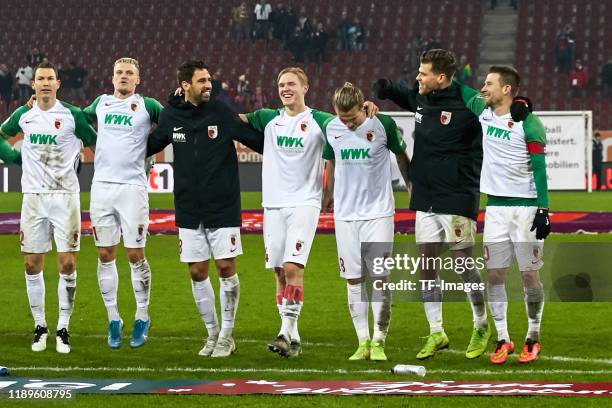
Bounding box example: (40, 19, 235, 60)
(84, 94, 162, 186)
(246, 107, 333, 208)
(323, 114, 407, 221)
(1, 100, 97, 193)
(478, 108, 545, 198)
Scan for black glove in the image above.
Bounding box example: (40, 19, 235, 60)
(530, 208, 550, 240)
(510, 95, 533, 122)
(372, 78, 393, 100)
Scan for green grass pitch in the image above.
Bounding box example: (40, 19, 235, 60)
(0, 191, 610, 407)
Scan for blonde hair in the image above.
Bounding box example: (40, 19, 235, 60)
(332, 82, 364, 112)
(113, 57, 140, 71)
(277, 67, 308, 85)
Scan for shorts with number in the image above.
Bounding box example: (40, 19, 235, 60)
(90, 181, 149, 248)
(20, 193, 81, 253)
(415, 211, 476, 250)
(178, 225, 242, 263)
(263, 206, 320, 269)
(483, 206, 543, 271)
(334, 217, 394, 279)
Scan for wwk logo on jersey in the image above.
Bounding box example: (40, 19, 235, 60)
(340, 148, 370, 160)
(440, 111, 452, 125)
(486, 125, 511, 140)
(208, 125, 218, 139)
(104, 113, 133, 126)
(276, 135, 304, 148)
(29, 133, 58, 145)
(173, 132, 186, 143)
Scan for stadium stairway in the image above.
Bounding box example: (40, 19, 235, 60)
(477, 2, 518, 82)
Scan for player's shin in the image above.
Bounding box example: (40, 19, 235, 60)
(219, 274, 240, 338)
(280, 284, 303, 339)
(97, 260, 121, 322)
(347, 282, 370, 342)
(459, 267, 488, 328)
(488, 283, 509, 341)
(191, 278, 220, 338)
(130, 259, 151, 321)
(422, 279, 443, 334)
(25, 271, 47, 328)
(371, 283, 391, 343)
(57, 271, 77, 330)
(524, 285, 544, 342)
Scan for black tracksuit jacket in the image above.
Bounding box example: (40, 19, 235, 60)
(147, 95, 263, 229)
(386, 81, 482, 220)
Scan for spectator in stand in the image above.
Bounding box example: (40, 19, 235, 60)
(282, 8, 298, 48)
(15, 60, 33, 105)
(233, 2, 251, 44)
(211, 69, 223, 100)
(569, 60, 588, 98)
(336, 10, 351, 51)
(26, 47, 45, 67)
(554, 25, 575, 74)
(456, 55, 474, 86)
(350, 19, 365, 51)
(288, 26, 308, 63)
(69, 61, 87, 103)
(235, 74, 250, 111)
(254, 0, 273, 40)
(311, 22, 329, 64)
(250, 86, 268, 110)
(271, 3, 288, 42)
(593, 132, 604, 190)
(601, 60, 612, 97)
(0, 64, 13, 114)
(297, 9, 313, 38)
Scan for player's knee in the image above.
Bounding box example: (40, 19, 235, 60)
(126, 248, 145, 264)
(215, 259, 236, 277)
(347, 277, 364, 285)
(98, 247, 116, 263)
(24, 258, 42, 274)
(521, 270, 541, 288)
(189, 262, 209, 281)
(283, 262, 303, 278)
(59, 258, 76, 274)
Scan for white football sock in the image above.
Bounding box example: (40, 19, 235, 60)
(371, 286, 391, 343)
(25, 271, 46, 328)
(488, 283, 509, 342)
(192, 278, 219, 338)
(460, 267, 488, 328)
(279, 285, 303, 340)
(219, 274, 240, 338)
(97, 260, 121, 322)
(422, 280, 443, 333)
(347, 282, 370, 343)
(57, 271, 77, 330)
(130, 259, 151, 321)
(524, 285, 544, 342)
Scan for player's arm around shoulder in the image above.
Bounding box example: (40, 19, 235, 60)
(82, 95, 102, 124)
(242, 108, 280, 132)
(146, 107, 172, 156)
(455, 81, 486, 117)
(143, 96, 164, 124)
(320, 115, 336, 211)
(63, 102, 98, 148)
(224, 105, 265, 154)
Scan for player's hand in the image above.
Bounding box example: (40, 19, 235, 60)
(530, 208, 550, 240)
(145, 155, 155, 174)
(322, 193, 334, 213)
(510, 95, 533, 122)
(25, 94, 36, 108)
(372, 78, 393, 100)
(363, 101, 379, 118)
(174, 87, 183, 96)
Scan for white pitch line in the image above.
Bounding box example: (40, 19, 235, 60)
(6, 332, 612, 366)
(9, 366, 612, 376)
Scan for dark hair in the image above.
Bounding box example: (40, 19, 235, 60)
(420, 49, 457, 79)
(177, 60, 208, 86)
(33, 61, 59, 79)
(489, 66, 521, 97)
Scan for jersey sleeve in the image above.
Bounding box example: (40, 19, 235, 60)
(0, 105, 29, 137)
(245, 108, 280, 132)
(66, 104, 97, 147)
(457, 81, 486, 116)
(319, 115, 336, 160)
(82, 95, 101, 124)
(377, 114, 407, 154)
(523, 113, 548, 208)
(312, 110, 334, 139)
(147, 109, 172, 155)
(387, 80, 418, 112)
(144, 96, 164, 124)
(0, 137, 20, 164)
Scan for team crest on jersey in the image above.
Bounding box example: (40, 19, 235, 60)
(508, 121, 514, 128)
(366, 131, 375, 142)
(230, 234, 237, 246)
(54, 118, 62, 129)
(71, 231, 79, 248)
(454, 228, 462, 238)
(294, 240, 304, 255)
(440, 111, 452, 125)
(131, 102, 138, 112)
(208, 125, 218, 139)
(533, 247, 540, 258)
(300, 121, 308, 132)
